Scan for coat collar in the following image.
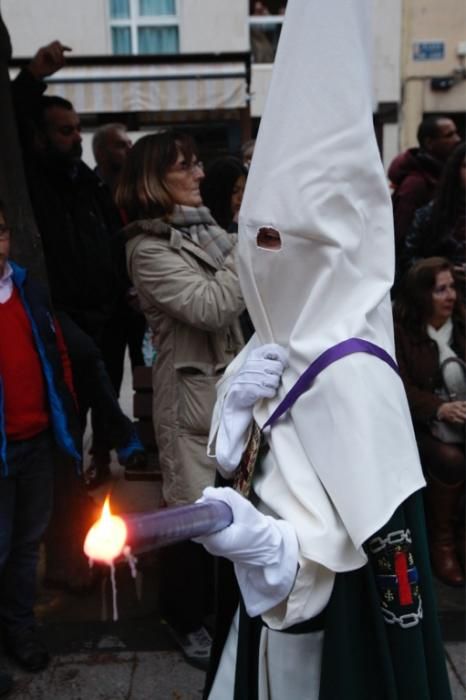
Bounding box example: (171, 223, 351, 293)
(9, 261, 27, 288)
(124, 218, 223, 271)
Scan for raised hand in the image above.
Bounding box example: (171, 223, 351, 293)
(28, 40, 71, 80)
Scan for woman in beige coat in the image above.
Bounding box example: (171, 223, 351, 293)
(116, 130, 244, 669)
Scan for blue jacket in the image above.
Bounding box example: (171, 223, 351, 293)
(0, 262, 82, 475)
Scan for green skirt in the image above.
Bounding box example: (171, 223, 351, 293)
(205, 491, 452, 700)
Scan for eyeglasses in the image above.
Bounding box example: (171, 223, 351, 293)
(169, 160, 204, 175)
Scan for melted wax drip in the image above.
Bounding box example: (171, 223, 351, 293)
(110, 562, 118, 622)
(90, 548, 139, 623)
(123, 546, 138, 578)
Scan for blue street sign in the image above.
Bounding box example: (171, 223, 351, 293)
(413, 41, 445, 61)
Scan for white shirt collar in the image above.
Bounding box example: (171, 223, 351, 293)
(0, 262, 14, 304)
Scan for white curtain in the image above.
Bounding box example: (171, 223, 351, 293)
(110, 0, 130, 19)
(111, 27, 132, 54)
(139, 0, 176, 16)
(138, 26, 178, 53)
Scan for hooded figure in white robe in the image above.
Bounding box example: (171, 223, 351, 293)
(195, 1, 452, 698)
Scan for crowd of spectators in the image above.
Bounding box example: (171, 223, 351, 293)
(0, 33, 464, 697)
(389, 116, 465, 590)
(0, 39, 250, 688)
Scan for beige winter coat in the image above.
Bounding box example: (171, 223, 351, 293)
(125, 218, 244, 505)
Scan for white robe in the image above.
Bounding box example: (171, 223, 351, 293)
(206, 0, 425, 695)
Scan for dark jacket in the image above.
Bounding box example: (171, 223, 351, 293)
(26, 157, 124, 335)
(388, 148, 442, 249)
(0, 263, 82, 476)
(394, 319, 466, 429)
(401, 201, 466, 276)
(11, 69, 126, 337)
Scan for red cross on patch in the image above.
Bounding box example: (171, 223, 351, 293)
(394, 550, 413, 606)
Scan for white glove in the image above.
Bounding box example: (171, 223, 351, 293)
(195, 487, 299, 617)
(216, 343, 288, 474)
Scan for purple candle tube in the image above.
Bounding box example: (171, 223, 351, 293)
(123, 499, 233, 555)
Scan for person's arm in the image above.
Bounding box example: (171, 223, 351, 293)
(393, 176, 431, 248)
(26, 41, 70, 82)
(11, 41, 71, 157)
(54, 315, 78, 407)
(399, 203, 432, 277)
(12, 40, 70, 108)
(128, 236, 245, 332)
(394, 325, 442, 425)
(195, 486, 300, 619)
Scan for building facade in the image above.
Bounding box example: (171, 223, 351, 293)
(399, 0, 466, 150)
(1, 0, 464, 167)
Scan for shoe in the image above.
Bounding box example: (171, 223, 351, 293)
(84, 454, 112, 490)
(123, 451, 148, 472)
(0, 669, 12, 696)
(5, 627, 49, 672)
(167, 624, 212, 671)
(117, 431, 147, 471)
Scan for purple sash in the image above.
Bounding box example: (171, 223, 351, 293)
(262, 337, 399, 430)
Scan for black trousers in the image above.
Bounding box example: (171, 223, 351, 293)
(101, 304, 146, 397)
(57, 312, 134, 454)
(159, 540, 214, 634)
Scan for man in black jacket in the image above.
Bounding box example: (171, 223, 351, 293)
(11, 41, 145, 486)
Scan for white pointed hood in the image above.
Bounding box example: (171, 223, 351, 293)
(236, 0, 425, 561)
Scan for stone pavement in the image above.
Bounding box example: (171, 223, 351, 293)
(2, 359, 464, 700)
(2, 579, 463, 700)
(3, 652, 205, 700)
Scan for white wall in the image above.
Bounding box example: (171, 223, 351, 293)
(404, 0, 466, 78)
(250, 64, 273, 118)
(179, 0, 249, 54)
(399, 0, 466, 149)
(251, 2, 403, 120)
(1, 0, 110, 57)
(373, 0, 402, 104)
(1, 0, 249, 58)
(382, 123, 400, 170)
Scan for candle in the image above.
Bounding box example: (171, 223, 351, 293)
(83, 497, 233, 565)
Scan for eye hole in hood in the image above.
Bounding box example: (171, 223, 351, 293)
(256, 226, 282, 251)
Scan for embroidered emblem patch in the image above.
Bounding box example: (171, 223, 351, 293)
(368, 528, 423, 629)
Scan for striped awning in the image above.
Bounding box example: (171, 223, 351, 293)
(11, 62, 248, 114)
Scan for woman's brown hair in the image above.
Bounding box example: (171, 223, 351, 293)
(394, 256, 465, 336)
(115, 130, 197, 220)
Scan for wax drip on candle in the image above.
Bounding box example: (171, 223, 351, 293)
(109, 563, 118, 622)
(101, 576, 107, 622)
(123, 546, 138, 578)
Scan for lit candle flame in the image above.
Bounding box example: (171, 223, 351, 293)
(83, 495, 128, 565)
